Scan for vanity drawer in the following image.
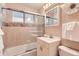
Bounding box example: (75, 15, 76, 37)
(37, 39, 49, 56)
(37, 37, 60, 56)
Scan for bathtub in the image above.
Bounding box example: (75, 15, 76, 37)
(4, 42, 36, 56)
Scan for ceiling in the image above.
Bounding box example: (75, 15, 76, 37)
(23, 3, 45, 10)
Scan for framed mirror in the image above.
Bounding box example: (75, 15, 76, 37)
(45, 6, 60, 27)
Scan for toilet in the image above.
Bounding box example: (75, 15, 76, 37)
(59, 46, 79, 56)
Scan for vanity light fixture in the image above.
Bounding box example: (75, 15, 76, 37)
(43, 3, 53, 10)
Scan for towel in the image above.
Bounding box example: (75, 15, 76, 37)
(62, 21, 79, 39)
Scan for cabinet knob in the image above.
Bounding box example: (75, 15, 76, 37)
(40, 46, 43, 51)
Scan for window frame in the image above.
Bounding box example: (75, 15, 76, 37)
(12, 10, 24, 23)
(25, 13, 35, 24)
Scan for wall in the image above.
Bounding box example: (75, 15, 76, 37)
(4, 3, 79, 37)
(61, 4, 79, 23)
(3, 3, 38, 13)
(2, 3, 39, 23)
(2, 26, 36, 48)
(45, 3, 79, 37)
(61, 4, 79, 40)
(1, 3, 40, 49)
(45, 6, 61, 37)
(45, 26, 61, 36)
(61, 4, 79, 50)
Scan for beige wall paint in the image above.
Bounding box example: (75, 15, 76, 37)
(2, 27, 36, 48)
(45, 26, 61, 36)
(61, 4, 79, 23)
(3, 3, 79, 37)
(45, 6, 61, 36)
(3, 9, 12, 23)
(40, 4, 63, 37)
(2, 3, 40, 23)
(1, 4, 40, 48)
(45, 3, 79, 37)
(3, 3, 38, 13)
(61, 4, 79, 41)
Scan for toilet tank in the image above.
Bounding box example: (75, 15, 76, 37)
(59, 46, 79, 56)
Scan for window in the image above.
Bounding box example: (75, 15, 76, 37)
(35, 15, 44, 25)
(12, 11, 24, 23)
(45, 17, 49, 25)
(45, 16, 58, 26)
(25, 13, 34, 24)
(45, 17, 54, 25)
(48, 18, 54, 25)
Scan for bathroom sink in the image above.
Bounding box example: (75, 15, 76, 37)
(37, 36, 61, 43)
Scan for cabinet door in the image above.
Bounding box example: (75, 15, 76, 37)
(37, 39, 49, 56)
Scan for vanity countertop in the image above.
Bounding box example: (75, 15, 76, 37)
(37, 36, 61, 43)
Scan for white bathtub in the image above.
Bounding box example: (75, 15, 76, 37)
(4, 42, 36, 56)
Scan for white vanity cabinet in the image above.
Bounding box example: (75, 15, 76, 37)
(0, 29, 4, 56)
(37, 36, 60, 56)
